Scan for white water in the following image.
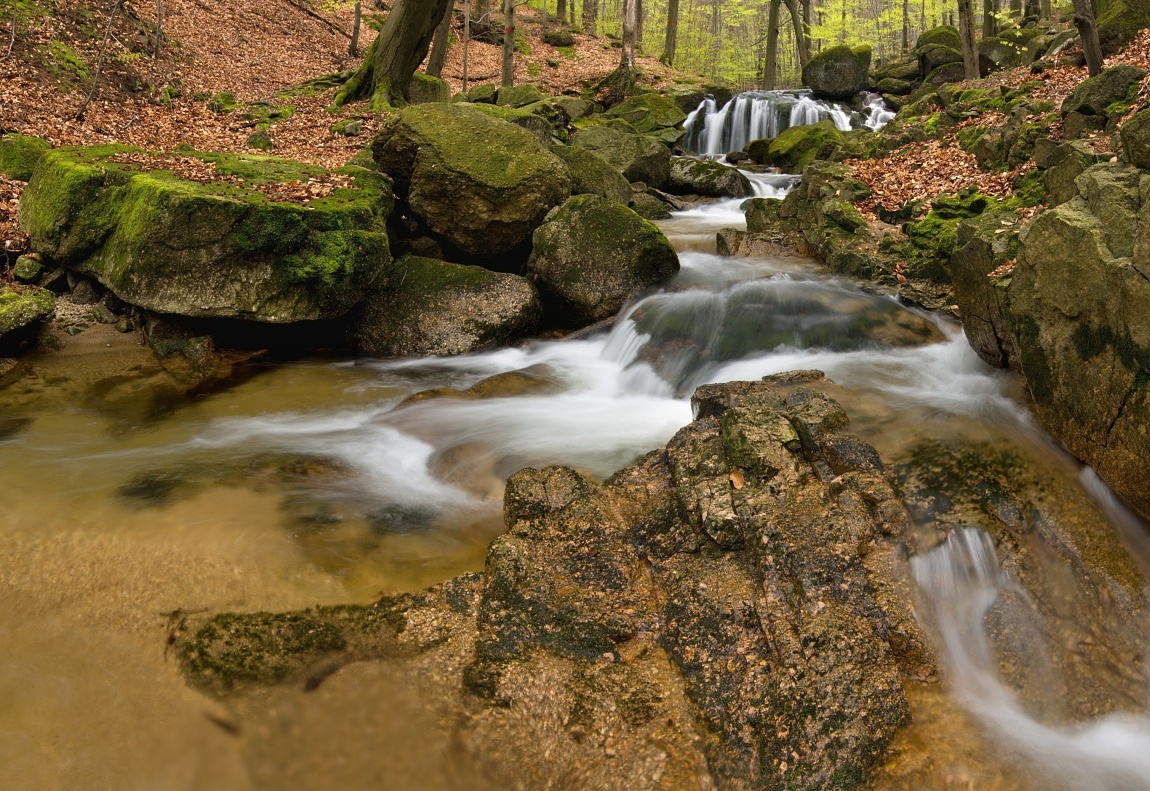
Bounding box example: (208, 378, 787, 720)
(913, 529, 1150, 790)
(862, 91, 897, 130)
(682, 89, 888, 157)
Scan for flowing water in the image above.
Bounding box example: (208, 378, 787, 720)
(2, 174, 1149, 789)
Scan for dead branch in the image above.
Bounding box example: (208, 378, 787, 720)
(76, 0, 125, 122)
(0, 17, 15, 62)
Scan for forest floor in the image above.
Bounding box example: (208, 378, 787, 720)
(2, 0, 1149, 278)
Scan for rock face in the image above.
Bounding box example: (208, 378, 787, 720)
(802, 44, 872, 100)
(667, 157, 752, 198)
(570, 126, 672, 188)
(1121, 109, 1150, 169)
(349, 255, 541, 357)
(528, 194, 678, 326)
(19, 147, 393, 322)
(372, 103, 571, 259)
(549, 144, 633, 205)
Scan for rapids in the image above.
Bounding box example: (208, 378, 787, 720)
(1, 171, 1148, 789)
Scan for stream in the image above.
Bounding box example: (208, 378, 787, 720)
(2, 172, 1149, 789)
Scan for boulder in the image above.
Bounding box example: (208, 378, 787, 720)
(0, 134, 51, 181)
(915, 25, 962, 51)
(917, 44, 963, 77)
(602, 93, 687, 136)
(666, 157, 752, 198)
(528, 194, 678, 326)
(1043, 140, 1105, 206)
(872, 58, 921, 84)
(407, 73, 451, 104)
(554, 96, 594, 120)
(1061, 65, 1146, 118)
(570, 125, 672, 188)
(628, 191, 673, 220)
(349, 255, 541, 356)
(748, 119, 844, 173)
(1098, 0, 1150, 54)
(1120, 109, 1150, 169)
(19, 147, 393, 322)
(662, 83, 707, 113)
(978, 36, 1023, 76)
(467, 83, 497, 104)
(0, 285, 54, 347)
(802, 44, 872, 100)
(925, 62, 967, 86)
(549, 144, 632, 205)
(467, 102, 554, 144)
(875, 77, 914, 95)
(497, 84, 547, 108)
(540, 28, 575, 47)
(372, 103, 571, 259)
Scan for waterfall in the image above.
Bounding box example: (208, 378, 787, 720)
(681, 89, 892, 158)
(861, 91, 896, 131)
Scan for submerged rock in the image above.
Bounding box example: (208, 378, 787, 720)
(19, 147, 392, 323)
(348, 255, 541, 357)
(372, 103, 571, 259)
(527, 194, 678, 326)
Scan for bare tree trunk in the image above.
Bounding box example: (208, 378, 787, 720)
(335, 0, 452, 109)
(983, 0, 998, 38)
(957, 0, 979, 80)
(902, 0, 909, 53)
(542, 0, 548, 33)
(1040, 0, 1051, 21)
(427, 0, 453, 77)
(621, 0, 637, 69)
(349, 0, 362, 56)
(1009, 0, 1021, 18)
(636, 0, 644, 52)
(802, 0, 813, 55)
(77, 0, 124, 121)
(783, 0, 809, 67)
(557, 0, 567, 24)
(501, 0, 515, 87)
(763, 0, 780, 88)
(839, 0, 846, 44)
(463, 0, 470, 89)
(661, 0, 679, 64)
(1072, 0, 1103, 76)
(583, 0, 598, 35)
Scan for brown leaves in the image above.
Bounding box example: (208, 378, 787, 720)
(730, 469, 745, 490)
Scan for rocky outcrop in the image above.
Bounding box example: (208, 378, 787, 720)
(1060, 64, 1146, 139)
(1121, 108, 1150, 169)
(349, 255, 541, 357)
(19, 147, 393, 323)
(666, 157, 751, 198)
(802, 44, 871, 100)
(372, 103, 571, 259)
(569, 126, 672, 188)
(527, 194, 678, 326)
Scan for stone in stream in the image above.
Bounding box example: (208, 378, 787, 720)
(0, 285, 55, 351)
(527, 194, 679, 327)
(19, 147, 393, 323)
(666, 157, 752, 198)
(371, 103, 571, 259)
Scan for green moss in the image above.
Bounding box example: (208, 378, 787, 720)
(957, 125, 988, 153)
(0, 133, 52, 181)
(46, 39, 89, 84)
(0, 286, 55, 337)
(208, 91, 237, 114)
(557, 45, 576, 59)
(1011, 169, 1047, 207)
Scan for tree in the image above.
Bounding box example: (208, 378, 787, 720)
(982, 0, 998, 38)
(661, 0, 679, 65)
(763, 0, 781, 88)
(583, 0, 598, 35)
(502, 0, 516, 87)
(621, 0, 638, 70)
(427, 1, 454, 78)
(335, 0, 453, 109)
(783, 0, 810, 66)
(956, 0, 979, 80)
(1071, 0, 1103, 76)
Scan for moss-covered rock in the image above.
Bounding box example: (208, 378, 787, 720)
(0, 133, 51, 181)
(662, 83, 707, 113)
(528, 194, 678, 326)
(917, 43, 964, 78)
(467, 83, 497, 104)
(554, 96, 594, 120)
(925, 61, 967, 86)
(371, 103, 571, 259)
(569, 125, 672, 188)
(466, 102, 554, 144)
(978, 36, 1024, 76)
(19, 146, 393, 322)
(549, 144, 632, 204)
(208, 91, 237, 114)
(497, 83, 547, 108)
(540, 28, 575, 47)
(667, 157, 751, 198)
(602, 93, 687, 135)
(750, 119, 844, 173)
(348, 254, 541, 356)
(916, 25, 961, 51)
(408, 73, 451, 104)
(0, 285, 54, 345)
(1098, 0, 1150, 54)
(1120, 109, 1150, 169)
(875, 77, 914, 95)
(1061, 65, 1146, 118)
(628, 191, 673, 220)
(802, 44, 871, 100)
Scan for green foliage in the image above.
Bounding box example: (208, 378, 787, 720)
(45, 40, 89, 85)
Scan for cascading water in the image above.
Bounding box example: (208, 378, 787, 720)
(681, 89, 889, 158)
(862, 91, 896, 130)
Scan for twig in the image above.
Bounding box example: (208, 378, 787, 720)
(0, 17, 15, 62)
(76, 0, 125, 122)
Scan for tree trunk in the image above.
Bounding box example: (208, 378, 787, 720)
(463, 0, 470, 89)
(583, 0, 598, 34)
(983, 0, 998, 38)
(542, 0, 548, 33)
(475, 0, 489, 20)
(661, 0, 679, 64)
(902, 0, 909, 53)
(427, 1, 453, 78)
(621, 0, 637, 69)
(957, 0, 979, 80)
(839, 0, 847, 44)
(502, 0, 515, 87)
(636, 0, 644, 52)
(763, 0, 780, 89)
(1009, 0, 1021, 17)
(783, 0, 809, 67)
(349, 0, 362, 56)
(1040, 0, 1051, 21)
(154, 0, 162, 62)
(335, 0, 452, 109)
(557, 0, 567, 23)
(1072, 0, 1103, 76)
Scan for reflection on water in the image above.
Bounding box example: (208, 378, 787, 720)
(1, 190, 1147, 788)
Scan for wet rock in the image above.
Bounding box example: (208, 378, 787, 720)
(667, 157, 752, 198)
(528, 194, 679, 327)
(348, 255, 541, 357)
(143, 314, 266, 391)
(746, 120, 845, 173)
(628, 191, 672, 220)
(0, 285, 54, 350)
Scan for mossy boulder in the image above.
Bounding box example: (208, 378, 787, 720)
(917, 44, 963, 77)
(915, 25, 961, 51)
(925, 61, 967, 86)
(570, 125, 672, 188)
(349, 255, 541, 356)
(749, 119, 844, 173)
(0, 285, 54, 345)
(629, 191, 673, 220)
(371, 103, 571, 259)
(978, 36, 1023, 76)
(208, 91, 237, 114)
(802, 44, 871, 100)
(528, 194, 678, 326)
(466, 102, 554, 144)
(555, 96, 594, 120)
(19, 146, 393, 322)
(662, 83, 707, 113)
(1098, 0, 1150, 54)
(541, 28, 575, 47)
(875, 77, 914, 95)
(0, 134, 52, 181)
(467, 83, 497, 104)
(497, 83, 547, 108)
(408, 73, 451, 104)
(1061, 65, 1146, 118)
(1120, 109, 1150, 169)
(667, 157, 752, 198)
(549, 144, 632, 204)
(872, 58, 921, 84)
(602, 93, 687, 135)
